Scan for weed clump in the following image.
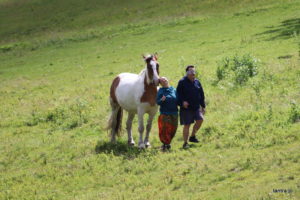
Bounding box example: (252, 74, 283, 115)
(288, 102, 300, 123)
(216, 54, 259, 85)
(25, 99, 89, 130)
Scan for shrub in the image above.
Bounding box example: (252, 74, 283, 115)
(25, 99, 89, 130)
(216, 54, 259, 85)
(288, 102, 300, 123)
(216, 57, 230, 81)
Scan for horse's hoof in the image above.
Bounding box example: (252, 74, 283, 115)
(138, 143, 145, 149)
(145, 142, 151, 148)
(128, 141, 135, 146)
(110, 139, 116, 143)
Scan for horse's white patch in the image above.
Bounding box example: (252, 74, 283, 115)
(150, 60, 159, 85)
(115, 72, 145, 113)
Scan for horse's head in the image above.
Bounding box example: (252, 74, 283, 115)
(143, 54, 160, 86)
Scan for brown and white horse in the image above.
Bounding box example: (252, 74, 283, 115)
(107, 54, 160, 148)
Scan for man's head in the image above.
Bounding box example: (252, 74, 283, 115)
(186, 65, 196, 81)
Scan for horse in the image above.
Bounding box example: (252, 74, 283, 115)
(107, 54, 160, 148)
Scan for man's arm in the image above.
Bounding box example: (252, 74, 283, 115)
(176, 80, 184, 106)
(199, 81, 206, 108)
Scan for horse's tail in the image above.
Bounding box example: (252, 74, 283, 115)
(106, 76, 123, 142)
(115, 106, 123, 136)
(106, 99, 123, 142)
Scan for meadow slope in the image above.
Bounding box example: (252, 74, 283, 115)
(0, 0, 300, 199)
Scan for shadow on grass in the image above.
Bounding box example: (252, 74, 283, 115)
(256, 18, 300, 40)
(95, 140, 159, 159)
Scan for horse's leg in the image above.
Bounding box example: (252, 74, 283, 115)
(126, 112, 135, 146)
(137, 108, 145, 149)
(144, 112, 155, 148)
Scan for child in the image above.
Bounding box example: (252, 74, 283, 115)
(156, 77, 178, 150)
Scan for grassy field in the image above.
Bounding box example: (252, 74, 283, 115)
(0, 0, 300, 199)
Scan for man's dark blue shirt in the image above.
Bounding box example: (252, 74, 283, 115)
(176, 76, 205, 110)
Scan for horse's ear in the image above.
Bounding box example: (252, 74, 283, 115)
(142, 54, 146, 59)
(153, 52, 158, 61)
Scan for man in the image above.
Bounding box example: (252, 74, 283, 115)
(176, 65, 206, 149)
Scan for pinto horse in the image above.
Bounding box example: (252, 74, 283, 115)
(107, 54, 160, 148)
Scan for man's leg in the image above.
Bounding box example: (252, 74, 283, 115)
(180, 109, 192, 148)
(191, 119, 203, 137)
(183, 124, 191, 144)
(190, 108, 204, 143)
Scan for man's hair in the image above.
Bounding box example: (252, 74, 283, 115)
(185, 65, 195, 72)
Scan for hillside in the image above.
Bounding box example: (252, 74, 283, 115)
(0, 0, 299, 199)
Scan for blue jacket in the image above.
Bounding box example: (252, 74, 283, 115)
(156, 86, 178, 115)
(176, 76, 205, 110)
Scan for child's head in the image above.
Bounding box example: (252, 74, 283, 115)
(159, 77, 169, 87)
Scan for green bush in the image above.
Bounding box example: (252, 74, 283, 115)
(25, 99, 89, 130)
(288, 102, 300, 123)
(216, 57, 230, 81)
(216, 54, 259, 85)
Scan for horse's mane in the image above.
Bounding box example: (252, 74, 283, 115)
(138, 68, 150, 84)
(138, 69, 146, 76)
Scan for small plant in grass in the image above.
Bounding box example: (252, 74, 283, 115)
(26, 99, 89, 130)
(25, 110, 43, 126)
(265, 104, 273, 121)
(216, 54, 259, 85)
(216, 57, 230, 81)
(288, 102, 300, 123)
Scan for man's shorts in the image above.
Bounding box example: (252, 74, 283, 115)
(180, 108, 204, 125)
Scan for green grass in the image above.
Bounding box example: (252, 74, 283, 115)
(0, 0, 300, 199)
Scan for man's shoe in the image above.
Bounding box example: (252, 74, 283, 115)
(189, 136, 199, 143)
(183, 142, 190, 149)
